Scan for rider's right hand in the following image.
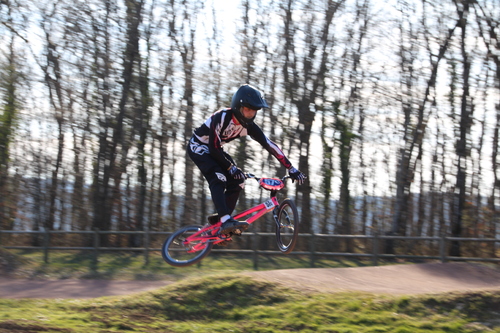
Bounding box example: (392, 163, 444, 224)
(229, 165, 245, 180)
(289, 166, 306, 185)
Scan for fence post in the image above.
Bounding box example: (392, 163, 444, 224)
(43, 228, 50, 263)
(144, 228, 150, 266)
(372, 232, 379, 266)
(310, 231, 316, 268)
(252, 229, 259, 270)
(439, 234, 446, 263)
(93, 228, 100, 268)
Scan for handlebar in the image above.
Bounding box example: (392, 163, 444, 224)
(244, 173, 291, 182)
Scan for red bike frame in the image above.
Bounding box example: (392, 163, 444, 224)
(184, 196, 280, 252)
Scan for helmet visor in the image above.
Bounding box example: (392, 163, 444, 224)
(242, 103, 261, 111)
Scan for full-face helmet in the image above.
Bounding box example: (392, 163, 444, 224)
(230, 84, 269, 127)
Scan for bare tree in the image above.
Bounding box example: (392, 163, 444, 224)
(447, 0, 474, 256)
(91, 0, 144, 245)
(165, 0, 204, 225)
(281, 0, 345, 233)
(391, 1, 459, 243)
(0, 35, 22, 230)
(474, 0, 500, 255)
(336, 0, 370, 250)
(38, 10, 67, 231)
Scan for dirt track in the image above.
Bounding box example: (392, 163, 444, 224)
(0, 278, 170, 299)
(243, 262, 500, 295)
(1, 262, 500, 299)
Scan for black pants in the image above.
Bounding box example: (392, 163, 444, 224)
(186, 138, 244, 218)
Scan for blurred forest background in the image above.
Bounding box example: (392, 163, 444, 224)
(0, 0, 499, 256)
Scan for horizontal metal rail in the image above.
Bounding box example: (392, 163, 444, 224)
(0, 229, 498, 267)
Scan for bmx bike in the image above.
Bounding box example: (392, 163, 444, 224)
(161, 173, 301, 267)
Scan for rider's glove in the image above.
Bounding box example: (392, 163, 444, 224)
(289, 166, 306, 185)
(228, 165, 245, 180)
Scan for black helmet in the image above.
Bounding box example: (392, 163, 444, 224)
(230, 84, 269, 127)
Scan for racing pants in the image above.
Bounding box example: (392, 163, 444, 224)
(186, 137, 244, 218)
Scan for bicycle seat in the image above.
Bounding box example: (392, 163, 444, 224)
(259, 178, 285, 191)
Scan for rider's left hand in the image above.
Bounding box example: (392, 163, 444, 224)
(289, 166, 306, 185)
(229, 165, 246, 180)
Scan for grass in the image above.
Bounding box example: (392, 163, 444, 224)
(0, 248, 383, 280)
(1, 249, 500, 332)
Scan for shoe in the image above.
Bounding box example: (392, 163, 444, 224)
(207, 213, 219, 225)
(219, 218, 249, 235)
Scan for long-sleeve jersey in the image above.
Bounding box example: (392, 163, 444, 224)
(190, 108, 292, 170)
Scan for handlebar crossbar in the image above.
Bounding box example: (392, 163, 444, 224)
(245, 173, 291, 182)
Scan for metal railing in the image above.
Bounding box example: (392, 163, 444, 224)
(1, 229, 499, 269)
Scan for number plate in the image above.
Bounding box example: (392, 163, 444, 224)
(259, 178, 285, 191)
(264, 199, 275, 209)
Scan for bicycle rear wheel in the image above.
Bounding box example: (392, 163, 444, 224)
(162, 225, 214, 267)
(275, 198, 299, 254)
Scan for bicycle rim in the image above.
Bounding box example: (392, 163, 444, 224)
(161, 225, 213, 267)
(275, 199, 299, 254)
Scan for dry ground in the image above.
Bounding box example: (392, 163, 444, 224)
(242, 262, 500, 295)
(1, 262, 500, 298)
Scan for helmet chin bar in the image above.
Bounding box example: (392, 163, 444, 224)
(241, 107, 256, 120)
(233, 107, 255, 128)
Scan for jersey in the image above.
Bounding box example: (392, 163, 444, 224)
(190, 108, 292, 170)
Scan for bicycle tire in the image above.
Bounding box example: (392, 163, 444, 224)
(161, 225, 214, 267)
(275, 198, 299, 254)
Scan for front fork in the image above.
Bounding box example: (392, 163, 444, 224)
(271, 190, 281, 228)
(272, 205, 281, 228)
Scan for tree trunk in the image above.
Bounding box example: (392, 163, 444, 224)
(0, 36, 19, 230)
(93, 0, 143, 246)
(450, 0, 472, 257)
(40, 26, 66, 232)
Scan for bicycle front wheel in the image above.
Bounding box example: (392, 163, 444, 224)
(275, 198, 299, 254)
(162, 225, 214, 267)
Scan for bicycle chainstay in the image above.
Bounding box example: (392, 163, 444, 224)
(191, 225, 234, 245)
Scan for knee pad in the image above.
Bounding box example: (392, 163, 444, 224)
(209, 172, 227, 190)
